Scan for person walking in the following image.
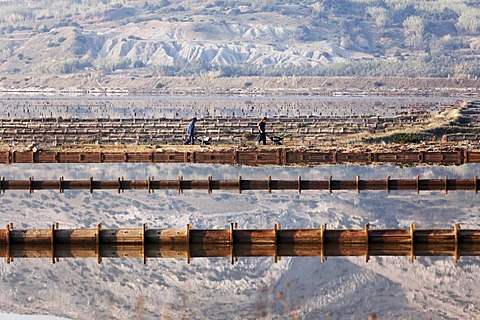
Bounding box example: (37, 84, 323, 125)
(257, 117, 267, 145)
(184, 117, 197, 145)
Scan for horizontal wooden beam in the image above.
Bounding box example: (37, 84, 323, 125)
(0, 176, 478, 193)
(0, 150, 478, 166)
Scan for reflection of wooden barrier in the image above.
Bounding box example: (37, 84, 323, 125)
(0, 176, 478, 193)
(1, 150, 480, 166)
(1, 224, 479, 264)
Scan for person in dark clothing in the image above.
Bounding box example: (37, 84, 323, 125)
(257, 117, 267, 145)
(184, 117, 197, 145)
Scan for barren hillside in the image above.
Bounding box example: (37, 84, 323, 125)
(0, 0, 479, 79)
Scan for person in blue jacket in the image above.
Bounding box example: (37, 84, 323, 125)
(184, 117, 197, 145)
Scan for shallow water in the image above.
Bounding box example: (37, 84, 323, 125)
(0, 163, 479, 318)
(0, 95, 460, 119)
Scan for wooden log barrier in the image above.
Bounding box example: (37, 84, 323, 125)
(0, 150, 480, 166)
(0, 224, 479, 263)
(0, 176, 478, 193)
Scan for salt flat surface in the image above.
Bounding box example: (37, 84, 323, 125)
(0, 163, 479, 319)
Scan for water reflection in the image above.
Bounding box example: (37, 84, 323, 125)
(0, 163, 479, 318)
(3, 243, 480, 263)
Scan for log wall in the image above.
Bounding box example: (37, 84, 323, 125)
(0, 150, 479, 166)
(0, 224, 478, 264)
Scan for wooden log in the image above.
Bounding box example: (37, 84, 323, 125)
(324, 230, 367, 244)
(147, 229, 188, 244)
(100, 228, 143, 243)
(368, 229, 411, 244)
(277, 229, 321, 244)
(233, 229, 276, 244)
(189, 230, 231, 244)
(414, 229, 455, 243)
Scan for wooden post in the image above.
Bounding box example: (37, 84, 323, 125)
(51, 223, 56, 264)
(234, 223, 238, 263)
(328, 176, 332, 194)
(6, 224, 11, 264)
(410, 223, 416, 263)
(385, 175, 390, 194)
(208, 175, 212, 194)
(186, 224, 192, 264)
(142, 223, 147, 264)
(148, 176, 154, 194)
(29, 176, 34, 194)
(229, 223, 234, 244)
(454, 223, 460, 263)
(267, 176, 271, 194)
(178, 176, 183, 194)
(365, 223, 370, 262)
(445, 175, 448, 194)
(117, 177, 121, 193)
(356, 175, 360, 193)
(320, 224, 326, 263)
(59, 176, 64, 194)
(96, 223, 102, 264)
(298, 176, 302, 193)
(89, 177, 94, 193)
(238, 176, 242, 194)
(230, 223, 235, 265)
(0, 176, 4, 194)
(475, 175, 478, 194)
(416, 175, 420, 194)
(274, 223, 279, 263)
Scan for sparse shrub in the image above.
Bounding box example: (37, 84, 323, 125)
(242, 132, 255, 140)
(133, 60, 145, 68)
(391, 133, 422, 144)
